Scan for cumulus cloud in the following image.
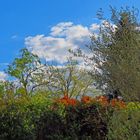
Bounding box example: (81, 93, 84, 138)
(0, 71, 7, 81)
(90, 23, 100, 31)
(25, 21, 118, 67)
(25, 22, 97, 64)
(50, 22, 73, 37)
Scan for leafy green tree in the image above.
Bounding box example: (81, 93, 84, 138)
(7, 48, 48, 95)
(94, 8, 140, 101)
(74, 7, 140, 101)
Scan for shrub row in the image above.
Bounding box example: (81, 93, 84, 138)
(0, 94, 139, 140)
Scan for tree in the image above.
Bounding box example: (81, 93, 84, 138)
(7, 48, 49, 95)
(47, 59, 96, 98)
(75, 7, 140, 101)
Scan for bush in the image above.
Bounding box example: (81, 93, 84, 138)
(0, 94, 127, 140)
(107, 102, 140, 140)
(36, 111, 66, 140)
(65, 102, 113, 140)
(0, 93, 52, 140)
(52, 95, 125, 139)
(0, 104, 35, 140)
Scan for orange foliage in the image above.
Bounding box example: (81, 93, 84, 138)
(110, 99, 118, 107)
(95, 96, 109, 106)
(110, 99, 126, 108)
(58, 95, 78, 106)
(56, 95, 126, 109)
(81, 96, 92, 103)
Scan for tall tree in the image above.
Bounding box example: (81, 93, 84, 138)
(7, 48, 49, 95)
(76, 7, 140, 101)
(47, 59, 96, 98)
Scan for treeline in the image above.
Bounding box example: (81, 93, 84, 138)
(0, 48, 96, 99)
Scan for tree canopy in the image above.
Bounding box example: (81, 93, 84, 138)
(7, 48, 48, 95)
(75, 7, 140, 101)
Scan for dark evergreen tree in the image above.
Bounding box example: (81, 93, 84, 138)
(77, 7, 140, 101)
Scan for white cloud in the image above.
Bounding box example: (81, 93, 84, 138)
(25, 22, 100, 64)
(90, 23, 100, 31)
(0, 71, 7, 81)
(25, 35, 75, 63)
(50, 22, 73, 37)
(25, 21, 118, 66)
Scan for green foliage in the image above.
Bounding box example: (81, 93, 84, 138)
(0, 92, 53, 140)
(0, 90, 117, 140)
(0, 81, 17, 105)
(7, 48, 46, 95)
(94, 8, 140, 101)
(7, 48, 40, 78)
(126, 102, 140, 110)
(0, 104, 35, 140)
(36, 110, 66, 140)
(74, 7, 140, 101)
(108, 102, 140, 140)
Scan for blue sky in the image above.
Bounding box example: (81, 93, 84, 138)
(0, 0, 140, 79)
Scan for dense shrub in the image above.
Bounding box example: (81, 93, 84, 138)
(65, 102, 113, 140)
(0, 94, 128, 140)
(108, 102, 140, 140)
(36, 111, 66, 140)
(0, 104, 35, 140)
(0, 101, 44, 140)
(0, 94, 52, 140)
(55, 95, 118, 139)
